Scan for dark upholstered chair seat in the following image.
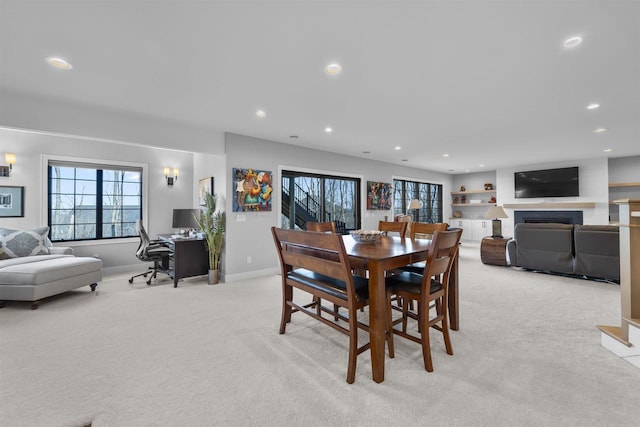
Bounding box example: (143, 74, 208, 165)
(288, 269, 369, 302)
(385, 271, 443, 295)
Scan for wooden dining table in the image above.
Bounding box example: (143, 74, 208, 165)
(341, 234, 460, 383)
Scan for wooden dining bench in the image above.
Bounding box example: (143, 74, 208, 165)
(271, 227, 372, 383)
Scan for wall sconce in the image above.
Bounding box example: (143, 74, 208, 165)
(0, 153, 16, 177)
(164, 167, 179, 186)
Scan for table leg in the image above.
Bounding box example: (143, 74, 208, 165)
(448, 253, 459, 331)
(368, 259, 386, 383)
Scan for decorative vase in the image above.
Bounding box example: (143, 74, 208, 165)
(208, 269, 219, 285)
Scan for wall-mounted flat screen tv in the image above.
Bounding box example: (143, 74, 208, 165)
(514, 166, 579, 198)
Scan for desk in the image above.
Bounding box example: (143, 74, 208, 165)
(341, 235, 460, 383)
(157, 235, 209, 287)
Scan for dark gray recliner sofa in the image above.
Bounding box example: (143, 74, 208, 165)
(573, 225, 620, 281)
(507, 223, 619, 281)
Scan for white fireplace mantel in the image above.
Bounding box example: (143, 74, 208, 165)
(503, 202, 596, 209)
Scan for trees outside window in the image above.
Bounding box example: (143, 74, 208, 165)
(281, 171, 361, 232)
(48, 162, 142, 242)
(393, 179, 443, 223)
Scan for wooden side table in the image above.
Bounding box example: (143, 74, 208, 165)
(480, 236, 510, 266)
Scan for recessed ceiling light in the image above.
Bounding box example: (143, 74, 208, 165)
(563, 36, 583, 48)
(289, 135, 299, 139)
(394, 146, 402, 151)
(479, 164, 485, 167)
(325, 63, 342, 75)
(256, 110, 266, 118)
(324, 127, 333, 133)
(443, 153, 450, 158)
(586, 103, 600, 110)
(594, 128, 608, 133)
(362, 151, 371, 154)
(45, 56, 73, 70)
(448, 169, 455, 172)
(603, 148, 612, 152)
(401, 159, 408, 162)
(465, 169, 470, 173)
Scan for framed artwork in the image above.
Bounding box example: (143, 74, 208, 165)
(232, 167, 273, 212)
(0, 186, 24, 217)
(198, 177, 215, 206)
(366, 181, 392, 210)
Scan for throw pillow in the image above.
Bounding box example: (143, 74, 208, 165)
(0, 227, 51, 259)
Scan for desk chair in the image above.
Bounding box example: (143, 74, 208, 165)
(129, 220, 172, 285)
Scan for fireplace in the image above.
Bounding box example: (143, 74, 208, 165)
(514, 210, 583, 225)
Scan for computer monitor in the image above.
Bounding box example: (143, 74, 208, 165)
(172, 208, 201, 230)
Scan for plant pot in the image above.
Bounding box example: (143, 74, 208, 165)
(208, 269, 219, 285)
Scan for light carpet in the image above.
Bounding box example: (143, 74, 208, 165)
(1, 243, 639, 427)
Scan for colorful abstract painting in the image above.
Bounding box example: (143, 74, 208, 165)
(232, 168, 273, 212)
(367, 181, 392, 210)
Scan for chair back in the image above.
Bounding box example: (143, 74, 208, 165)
(423, 229, 462, 287)
(271, 227, 358, 301)
(411, 222, 449, 240)
(395, 214, 413, 236)
(306, 221, 336, 233)
(135, 220, 153, 261)
(378, 221, 408, 238)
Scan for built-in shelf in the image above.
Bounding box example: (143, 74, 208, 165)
(452, 203, 495, 207)
(451, 189, 495, 195)
(503, 202, 596, 209)
(609, 182, 640, 188)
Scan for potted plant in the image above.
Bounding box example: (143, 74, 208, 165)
(193, 192, 225, 284)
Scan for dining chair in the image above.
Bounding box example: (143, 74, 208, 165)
(399, 222, 450, 274)
(378, 221, 407, 238)
(271, 227, 372, 384)
(306, 221, 337, 233)
(385, 228, 463, 372)
(305, 221, 337, 317)
(395, 214, 413, 236)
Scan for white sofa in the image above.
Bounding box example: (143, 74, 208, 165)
(0, 227, 103, 309)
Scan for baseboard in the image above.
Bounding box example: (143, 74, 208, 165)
(224, 267, 279, 283)
(103, 264, 143, 276)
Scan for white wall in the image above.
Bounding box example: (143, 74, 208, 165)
(0, 127, 195, 269)
(496, 157, 609, 236)
(192, 152, 227, 208)
(608, 155, 640, 223)
(223, 132, 453, 282)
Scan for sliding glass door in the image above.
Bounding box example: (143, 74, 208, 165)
(281, 170, 360, 233)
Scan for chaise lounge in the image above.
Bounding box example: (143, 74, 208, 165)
(0, 227, 103, 309)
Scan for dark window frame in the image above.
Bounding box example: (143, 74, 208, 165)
(393, 178, 443, 223)
(47, 161, 143, 242)
(281, 170, 361, 232)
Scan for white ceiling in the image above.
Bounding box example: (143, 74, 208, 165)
(1, 0, 639, 174)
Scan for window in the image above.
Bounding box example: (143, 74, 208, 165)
(281, 170, 361, 232)
(48, 160, 143, 242)
(393, 179, 443, 223)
